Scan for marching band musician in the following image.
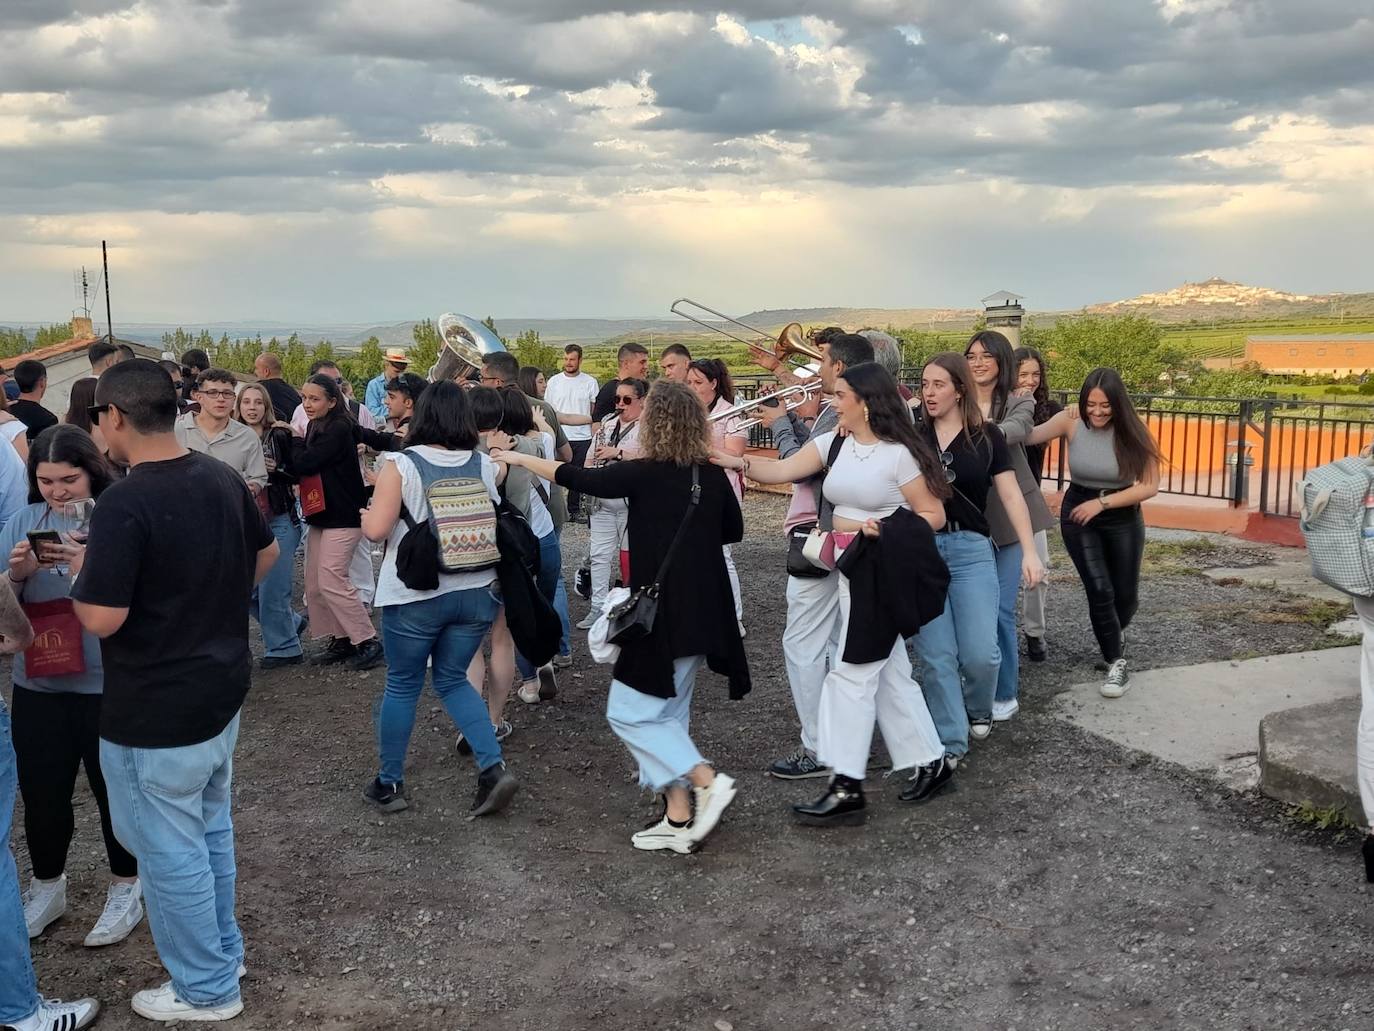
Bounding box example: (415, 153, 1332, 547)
(754, 332, 873, 781)
(580, 377, 648, 626)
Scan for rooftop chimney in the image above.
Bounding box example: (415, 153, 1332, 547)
(71, 316, 94, 339)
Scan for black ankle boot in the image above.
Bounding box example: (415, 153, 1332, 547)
(1363, 833, 1374, 884)
(899, 755, 953, 804)
(1026, 635, 1047, 662)
(792, 775, 866, 826)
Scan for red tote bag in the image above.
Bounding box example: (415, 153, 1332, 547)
(21, 598, 87, 677)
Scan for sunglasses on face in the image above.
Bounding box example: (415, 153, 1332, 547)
(615, 395, 636, 405)
(88, 403, 121, 426)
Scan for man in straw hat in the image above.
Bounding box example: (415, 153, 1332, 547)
(364, 347, 409, 426)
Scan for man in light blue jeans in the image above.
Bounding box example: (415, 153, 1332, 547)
(72, 360, 278, 1023)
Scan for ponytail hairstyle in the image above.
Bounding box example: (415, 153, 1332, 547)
(964, 329, 1016, 421)
(838, 363, 950, 500)
(1078, 367, 1160, 483)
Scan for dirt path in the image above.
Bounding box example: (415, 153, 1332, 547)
(15, 494, 1374, 1030)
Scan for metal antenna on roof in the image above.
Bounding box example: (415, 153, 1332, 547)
(72, 266, 92, 320)
(102, 240, 113, 343)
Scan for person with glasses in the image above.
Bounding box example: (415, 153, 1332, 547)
(580, 378, 647, 626)
(909, 354, 1044, 778)
(175, 369, 268, 494)
(963, 331, 1056, 722)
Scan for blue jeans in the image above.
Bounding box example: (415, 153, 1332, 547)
(515, 531, 561, 681)
(910, 531, 1001, 758)
(993, 540, 1024, 704)
(100, 716, 244, 1010)
(553, 577, 571, 658)
(605, 655, 706, 791)
(378, 586, 501, 784)
(0, 697, 40, 1026)
(250, 512, 304, 658)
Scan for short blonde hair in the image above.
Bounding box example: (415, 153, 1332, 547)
(638, 380, 709, 467)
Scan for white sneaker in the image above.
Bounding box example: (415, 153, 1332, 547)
(576, 614, 596, 630)
(968, 718, 993, 740)
(84, 879, 144, 947)
(1101, 658, 1130, 698)
(516, 680, 541, 705)
(688, 773, 737, 845)
(14, 995, 100, 1031)
(992, 699, 1019, 722)
(130, 982, 243, 1022)
(631, 815, 695, 854)
(23, 875, 65, 938)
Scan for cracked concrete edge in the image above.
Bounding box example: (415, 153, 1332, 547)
(1257, 699, 1364, 825)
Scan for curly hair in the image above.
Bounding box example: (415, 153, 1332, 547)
(638, 380, 709, 467)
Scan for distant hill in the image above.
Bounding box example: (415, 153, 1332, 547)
(1087, 278, 1374, 322)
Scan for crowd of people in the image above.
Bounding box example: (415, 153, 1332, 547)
(10, 316, 1356, 1031)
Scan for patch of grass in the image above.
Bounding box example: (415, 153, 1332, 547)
(1251, 598, 1353, 627)
(1139, 538, 1227, 576)
(1288, 801, 1362, 832)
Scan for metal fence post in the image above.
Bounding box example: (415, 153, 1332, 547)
(1230, 400, 1250, 507)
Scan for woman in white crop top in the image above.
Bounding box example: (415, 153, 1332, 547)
(715, 363, 949, 827)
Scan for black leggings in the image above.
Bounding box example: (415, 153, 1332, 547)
(1060, 484, 1145, 664)
(11, 686, 137, 880)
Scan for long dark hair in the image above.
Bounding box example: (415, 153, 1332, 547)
(407, 381, 478, 450)
(688, 358, 735, 405)
(1012, 346, 1057, 424)
(27, 424, 114, 504)
(467, 386, 504, 434)
(303, 373, 349, 432)
(64, 377, 99, 432)
(840, 363, 949, 499)
(965, 330, 1016, 421)
(1078, 368, 1160, 483)
(518, 366, 544, 398)
(499, 387, 536, 436)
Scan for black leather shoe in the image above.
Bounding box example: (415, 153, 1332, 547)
(259, 654, 303, 671)
(351, 638, 384, 671)
(792, 776, 866, 826)
(899, 756, 953, 804)
(1363, 833, 1374, 884)
(1026, 635, 1047, 662)
(310, 636, 355, 665)
(470, 763, 519, 819)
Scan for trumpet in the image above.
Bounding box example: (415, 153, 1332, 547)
(670, 298, 825, 370)
(709, 381, 825, 430)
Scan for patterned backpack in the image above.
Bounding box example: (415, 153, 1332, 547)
(394, 449, 499, 590)
(1295, 450, 1374, 598)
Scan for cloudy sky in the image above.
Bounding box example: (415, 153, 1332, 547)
(1, 0, 1371, 323)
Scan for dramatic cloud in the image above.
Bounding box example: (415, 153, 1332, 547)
(0, 0, 1370, 321)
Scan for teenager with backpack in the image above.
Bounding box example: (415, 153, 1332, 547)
(360, 382, 518, 817)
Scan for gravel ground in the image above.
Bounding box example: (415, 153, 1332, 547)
(12, 493, 1374, 1031)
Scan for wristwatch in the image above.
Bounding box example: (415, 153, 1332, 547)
(1098, 489, 1111, 510)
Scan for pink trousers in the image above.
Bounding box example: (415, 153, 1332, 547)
(304, 526, 376, 645)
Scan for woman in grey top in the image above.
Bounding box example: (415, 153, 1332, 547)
(1, 426, 143, 948)
(1029, 368, 1160, 697)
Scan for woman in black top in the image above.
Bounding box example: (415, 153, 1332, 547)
(913, 353, 1043, 768)
(290, 374, 382, 670)
(236, 383, 304, 669)
(496, 381, 747, 856)
(1013, 346, 1063, 661)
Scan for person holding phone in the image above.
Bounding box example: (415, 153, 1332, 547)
(0, 425, 144, 949)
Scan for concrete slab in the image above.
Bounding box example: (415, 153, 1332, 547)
(1052, 647, 1360, 775)
(1258, 697, 1364, 824)
(1202, 553, 1353, 606)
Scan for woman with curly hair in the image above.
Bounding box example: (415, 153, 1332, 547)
(496, 380, 747, 854)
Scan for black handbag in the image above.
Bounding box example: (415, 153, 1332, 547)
(606, 464, 699, 646)
(785, 434, 845, 579)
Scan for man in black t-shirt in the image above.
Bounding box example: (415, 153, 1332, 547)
(9, 359, 59, 441)
(72, 360, 276, 1023)
(253, 351, 303, 421)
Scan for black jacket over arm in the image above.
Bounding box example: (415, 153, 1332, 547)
(555, 459, 750, 701)
(837, 506, 950, 664)
(290, 417, 366, 529)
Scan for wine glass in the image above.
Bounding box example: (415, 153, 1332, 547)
(63, 499, 96, 545)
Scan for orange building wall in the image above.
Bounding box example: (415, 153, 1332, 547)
(1245, 338, 1374, 375)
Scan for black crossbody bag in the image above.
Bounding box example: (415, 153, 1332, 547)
(786, 434, 845, 578)
(606, 464, 700, 646)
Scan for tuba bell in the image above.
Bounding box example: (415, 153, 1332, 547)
(428, 312, 509, 383)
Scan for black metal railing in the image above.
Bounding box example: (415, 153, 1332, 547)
(734, 377, 1374, 515)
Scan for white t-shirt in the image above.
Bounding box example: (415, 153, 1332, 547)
(810, 431, 921, 522)
(0, 420, 26, 445)
(523, 431, 555, 539)
(543, 372, 599, 442)
(373, 446, 500, 608)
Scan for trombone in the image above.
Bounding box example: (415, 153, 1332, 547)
(670, 297, 825, 371)
(709, 381, 826, 431)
